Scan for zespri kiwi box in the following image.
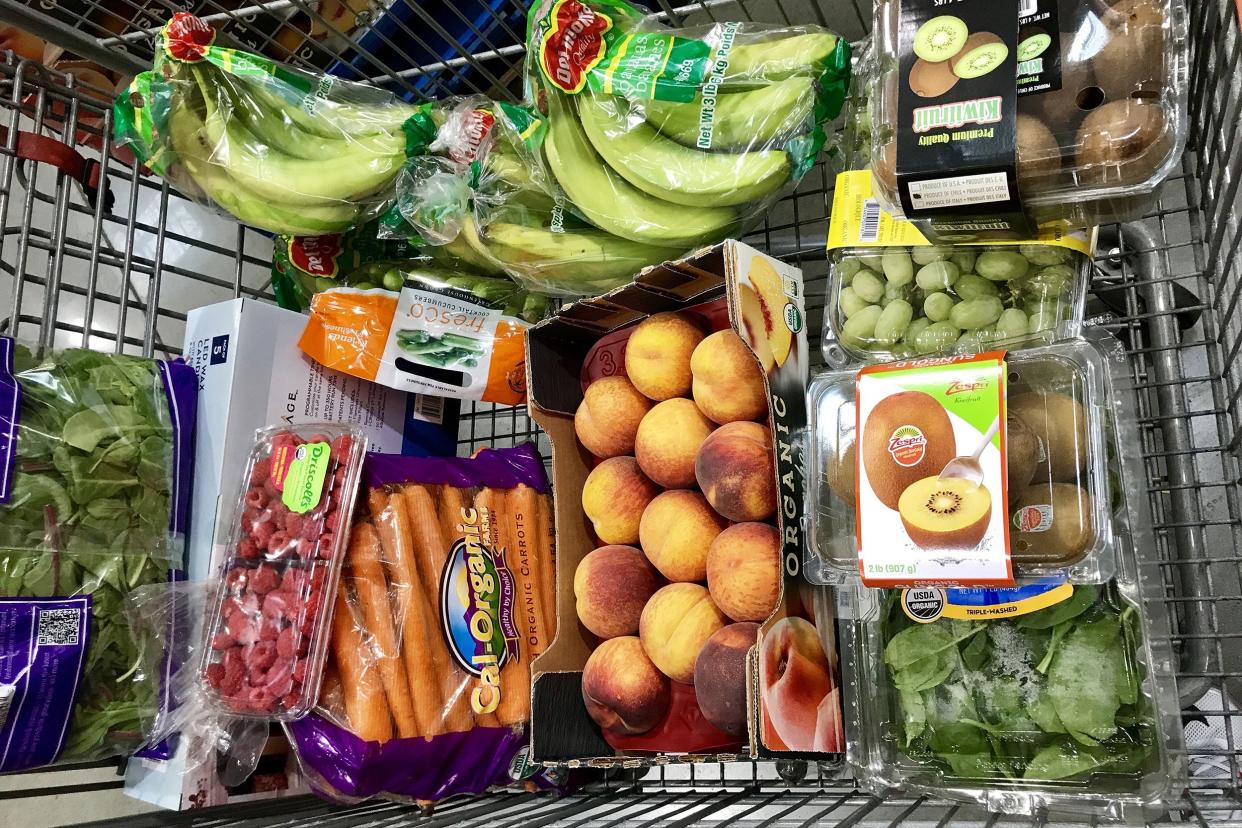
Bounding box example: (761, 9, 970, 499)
(526, 240, 844, 765)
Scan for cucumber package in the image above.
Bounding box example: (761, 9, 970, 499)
(389, 1, 851, 297)
(114, 13, 430, 237)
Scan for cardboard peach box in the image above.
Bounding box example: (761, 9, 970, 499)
(526, 240, 843, 765)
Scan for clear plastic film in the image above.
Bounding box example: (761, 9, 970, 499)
(869, 0, 1188, 228)
(0, 339, 196, 770)
(113, 13, 429, 238)
(382, 1, 852, 298)
(284, 446, 559, 804)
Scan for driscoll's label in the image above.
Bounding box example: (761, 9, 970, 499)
(894, 0, 1034, 239)
(855, 351, 1014, 587)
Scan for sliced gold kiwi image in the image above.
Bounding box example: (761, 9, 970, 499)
(952, 32, 1009, 79)
(1017, 28, 1052, 62)
(898, 476, 992, 551)
(912, 15, 970, 64)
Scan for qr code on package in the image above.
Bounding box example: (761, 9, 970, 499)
(37, 608, 81, 646)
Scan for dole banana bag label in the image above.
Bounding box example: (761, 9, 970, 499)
(855, 351, 1014, 587)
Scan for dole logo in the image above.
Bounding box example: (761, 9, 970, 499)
(888, 425, 927, 468)
(163, 13, 215, 63)
(539, 0, 613, 93)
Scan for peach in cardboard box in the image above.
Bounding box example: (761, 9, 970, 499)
(526, 240, 844, 765)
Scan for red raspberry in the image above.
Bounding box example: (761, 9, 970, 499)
(249, 456, 272, 487)
(222, 651, 244, 694)
(264, 477, 281, 498)
(324, 509, 342, 533)
(317, 533, 335, 559)
(258, 615, 281, 642)
(292, 659, 308, 683)
(307, 433, 331, 447)
(262, 660, 295, 697)
(252, 519, 275, 546)
(276, 626, 300, 659)
(242, 640, 277, 674)
(282, 689, 302, 711)
(225, 608, 257, 645)
(224, 566, 248, 590)
(295, 538, 315, 560)
(235, 537, 259, 560)
(204, 662, 225, 688)
(247, 687, 276, 712)
(244, 487, 267, 510)
(333, 466, 348, 488)
(210, 632, 235, 650)
(281, 567, 306, 594)
(330, 434, 354, 464)
(249, 565, 280, 595)
(266, 530, 290, 556)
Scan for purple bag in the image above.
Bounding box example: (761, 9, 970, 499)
(0, 338, 196, 770)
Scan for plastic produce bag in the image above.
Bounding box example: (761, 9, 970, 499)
(114, 13, 427, 237)
(284, 445, 561, 803)
(270, 223, 429, 312)
(0, 338, 197, 770)
(389, 0, 851, 297)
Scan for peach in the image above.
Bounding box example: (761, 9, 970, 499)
(574, 375, 652, 458)
(693, 622, 759, 736)
(695, 421, 776, 522)
(581, 457, 660, 545)
(581, 636, 671, 735)
(691, 330, 768, 424)
(639, 490, 729, 582)
(639, 583, 728, 684)
(624, 312, 705, 401)
(635, 399, 716, 488)
(759, 617, 832, 752)
(574, 545, 663, 639)
(706, 523, 781, 622)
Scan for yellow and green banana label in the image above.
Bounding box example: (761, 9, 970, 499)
(113, 72, 173, 176)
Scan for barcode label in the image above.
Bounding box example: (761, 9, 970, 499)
(0, 685, 12, 731)
(412, 394, 445, 425)
(37, 608, 81, 646)
(1019, 0, 1037, 17)
(860, 199, 881, 242)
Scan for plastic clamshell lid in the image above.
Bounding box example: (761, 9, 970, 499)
(869, 0, 1188, 228)
(807, 336, 1117, 583)
(200, 423, 367, 722)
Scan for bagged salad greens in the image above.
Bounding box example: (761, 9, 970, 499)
(389, 0, 851, 296)
(114, 13, 425, 237)
(0, 338, 196, 770)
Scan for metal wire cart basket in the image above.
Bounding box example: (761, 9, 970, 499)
(0, 0, 1240, 825)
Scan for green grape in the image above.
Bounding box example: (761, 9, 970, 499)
(950, 250, 978, 274)
(915, 321, 960, 354)
(949, 296, 1004, 330)
(954, 273, 1000, 301)
(911, 246, 951, 266)
(882, 251, 915, 286)
(924, 292, 954, 322)
(995, 308, 1030, 340)
(842, 305, 884, 345)
(976, 250, 1031, 281)
(874, 300, 914, 346)
(916, 260, 960, 291)
(1019, 244, 1072, 266)
(903, 317, 931, 344)
(840, 286, 873, 318)
(852, 269, 886, 303)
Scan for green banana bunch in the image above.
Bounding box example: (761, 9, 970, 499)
(193, 70, 404, 208)
(641, 76, 815, 149)
(578, 93, 790, 206)
(168, 101, 359, 236)
(724, 32, 840, 82)
(544, 92, 738, 247)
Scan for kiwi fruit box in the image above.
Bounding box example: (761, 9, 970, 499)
(869, 0, 1184, 227)
(807, 337, 1117, 581)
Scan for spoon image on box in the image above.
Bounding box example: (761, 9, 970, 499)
(938, 415, 1000, 491)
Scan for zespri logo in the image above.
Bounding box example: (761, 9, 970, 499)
(538, 0, 613, 93)
(945, 379, 988, 396)
(888, 425, 928, 468)
(440, 508, 520, 715)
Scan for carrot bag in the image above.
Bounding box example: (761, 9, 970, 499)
(284, 443, 561, 803)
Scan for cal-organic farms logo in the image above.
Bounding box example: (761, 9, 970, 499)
(912, 95, 1001, 134)
(945, 379, 987, 395)
(440, 507, 520, 715)
(288, 234, 342, 278)
(888, 425, 927, 468)
(162, 12, 215, 62)
(538, 0, 613, 93)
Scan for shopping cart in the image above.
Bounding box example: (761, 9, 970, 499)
(0, 0, 1239, 825)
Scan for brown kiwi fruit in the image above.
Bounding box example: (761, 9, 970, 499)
(1076, 98, 1171, 186)
(874, 140, 897, 200)
(909, 58, 960, 98)
(1095, 0, 1165, 96)
(1010, 482, 1094, 567)
(1016, 114, 1062, 192)
(1018, 36, 1105, 138)
(1009, 391, 1087, 482)
(826, 440, 856, 507)
(1006, 414, 1041, 502)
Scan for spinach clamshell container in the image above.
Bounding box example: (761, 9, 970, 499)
(0, 339, 196, 770)
(838, 329, 1184, 817)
